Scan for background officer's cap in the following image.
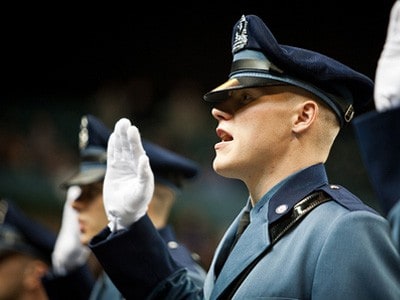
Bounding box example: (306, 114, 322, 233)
(204, 15, 374, 127)
(62, 114, 200, 190)
(61, 114, 110, 188)
(0, 199, 56, 264)
(143, 139, 200, 191)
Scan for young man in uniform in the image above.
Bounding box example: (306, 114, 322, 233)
(0, 199, 56, 300)
(89, 15, 400, 299)
(353, 0, 400, 250)
(43, 114, 206, 299)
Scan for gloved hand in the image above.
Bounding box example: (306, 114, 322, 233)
(52, 185, 90, 275)
(374, 0, 400, 111)
(103, 118, 154, 232)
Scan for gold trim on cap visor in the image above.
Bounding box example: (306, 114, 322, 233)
(210, 78, 241, 93)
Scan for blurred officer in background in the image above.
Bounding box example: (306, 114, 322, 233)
(88, 14, 399, 299)
(353, 0, 400, 250)
(43, 114, 206, 299)
(0, 198, 56, 300)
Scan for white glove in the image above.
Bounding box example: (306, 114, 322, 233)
(104, 118, 154, 232)
(52, 186, 90, 275)
(374, 0, 400, 111)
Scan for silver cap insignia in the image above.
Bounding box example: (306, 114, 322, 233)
(79, 116, 89, 150)
(232, 15, 248, 53)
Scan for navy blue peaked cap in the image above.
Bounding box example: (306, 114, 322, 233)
(0, 199, 56, 264)
(61, 114, 110, 188)
(62, 114, 200, 189)
(142, 139, 199, 189)
(204, 15, 374, 126)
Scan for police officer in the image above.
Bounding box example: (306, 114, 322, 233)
(353, 0, 400, 250)
(0, 198, 56, 300)
(42, 114, 206, 299)
(88, 14, 400, 299)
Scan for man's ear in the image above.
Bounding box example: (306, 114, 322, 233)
(292, 101, 318, 133)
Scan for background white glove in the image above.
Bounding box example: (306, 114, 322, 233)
(374, 0, 400, 111)
(52, 185, 90, 275)
(103, 118, 154, 232)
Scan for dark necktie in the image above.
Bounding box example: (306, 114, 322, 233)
(230, 210, 250, 252)
(214, 210, 251, 278)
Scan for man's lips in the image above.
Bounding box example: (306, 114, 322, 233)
(215, 128, 233, 150)
(216, 128, 233, 142)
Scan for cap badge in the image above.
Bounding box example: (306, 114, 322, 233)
(79, 116, 89, 150)
(232, 15, 248, 53)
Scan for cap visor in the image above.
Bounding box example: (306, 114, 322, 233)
(61, 168, 106, 189)
(203, 77, 283, 102)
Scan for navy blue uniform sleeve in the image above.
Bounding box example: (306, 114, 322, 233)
(42, 264, 95, 300)
(353, 106, 400, 214)
(89, 215, 202, 299)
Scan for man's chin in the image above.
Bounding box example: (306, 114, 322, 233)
(213, 160, 236, 179)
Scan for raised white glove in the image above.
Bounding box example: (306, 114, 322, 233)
(52, 185, 90, 275)
(104, 118, 154, 232)
(374, 0, 400, 111)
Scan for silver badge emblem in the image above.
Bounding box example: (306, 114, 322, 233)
(232, 15, 248, 53)
(79, 116, 89, 150)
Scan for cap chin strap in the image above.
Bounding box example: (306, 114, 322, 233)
(344, 105, 354, 122)
(230, 57, 354, 126)
(231, 58, 283, 74)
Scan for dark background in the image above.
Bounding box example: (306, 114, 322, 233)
(2, 2, 394, 99)
(0, 1, 396, 268)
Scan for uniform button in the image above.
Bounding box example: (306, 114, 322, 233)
(168, 241, 179, 249)
(330, 184, 340, 189)
(275, 204, 288, 214)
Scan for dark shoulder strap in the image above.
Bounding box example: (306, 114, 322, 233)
(269, 190, 331, 244)
(219, 190, 331, 300)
